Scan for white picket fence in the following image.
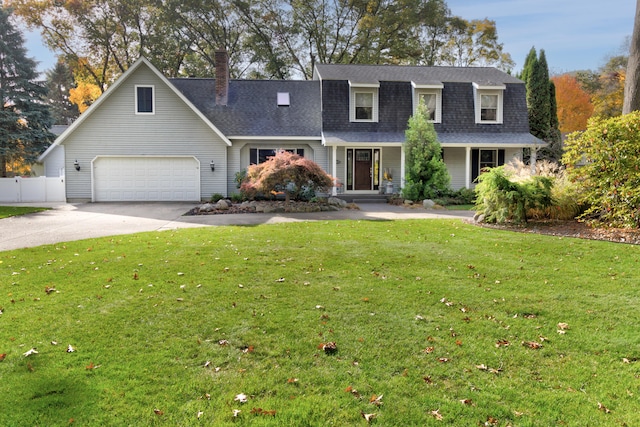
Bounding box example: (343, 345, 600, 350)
(0, 176, 66, 203)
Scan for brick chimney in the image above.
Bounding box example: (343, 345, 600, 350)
(215, 50, 229, 106)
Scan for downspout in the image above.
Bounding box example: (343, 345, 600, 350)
(465, 146, 472, 189)
(332, 145, 337, 196)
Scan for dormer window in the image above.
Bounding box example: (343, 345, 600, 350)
(349, 81, 379, 122)
(412, 82, 443, 123)
(136, 85, 154, 114)
(473, 82, 504, 124)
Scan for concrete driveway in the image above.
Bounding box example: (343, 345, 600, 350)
(0, 202, 474, 251)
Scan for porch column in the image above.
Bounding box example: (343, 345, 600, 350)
(530, 147, 537, 175)
(400, 144, 406, 189)
(465, 146, 472, 189)
(331, 145, 338, 196)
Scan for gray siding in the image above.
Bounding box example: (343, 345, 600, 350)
(44, 145, 65, 177)
(62, 65, 228, 201)
(227, 140, 325, 196)
(444, 147, 523, 190)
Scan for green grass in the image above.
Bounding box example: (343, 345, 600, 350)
(444, 204, 474, 211)
(1, 219, 640, 426)
(0, 206, 49, 218)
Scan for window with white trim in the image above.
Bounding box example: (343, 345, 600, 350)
(135, 85, 154, 114)
(415, 90, 442, 122)
(349, 83, 379, 122)
(473, 83, 504, 124)
(249, 148, 305, 164)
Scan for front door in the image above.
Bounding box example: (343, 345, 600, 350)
(354, 149, 372, 190)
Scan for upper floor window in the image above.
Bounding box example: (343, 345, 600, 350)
(350, 82, 379, 122)
(136, 85, 154, 114)
(413, 83, 443, 123)
(473, 82, 504, 124)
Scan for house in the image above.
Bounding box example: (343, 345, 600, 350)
(38, 51, 544, 202)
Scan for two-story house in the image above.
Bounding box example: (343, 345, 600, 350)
(38, 51, 544, 202)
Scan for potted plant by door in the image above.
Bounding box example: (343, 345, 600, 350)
(383, 168, 394, 194)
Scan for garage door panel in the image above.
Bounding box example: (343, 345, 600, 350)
(94, 157, 200, 201)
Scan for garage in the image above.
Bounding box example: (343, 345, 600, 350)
(93, 156, 200, 202)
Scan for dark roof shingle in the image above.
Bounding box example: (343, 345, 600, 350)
(169, 79, 322, 137)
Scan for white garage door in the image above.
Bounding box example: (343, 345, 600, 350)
(93, 156, 200, 201)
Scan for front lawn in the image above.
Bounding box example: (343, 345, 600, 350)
(1, 220, 639, 426)
(0, 206, 49, 219)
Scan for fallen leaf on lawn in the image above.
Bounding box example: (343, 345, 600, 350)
(232, 409, 241, 417)
(287, 378, 298, 384)
(423, 376, 433, 384)
(322, 341, 338, 354)
(153, 409, 163, 416)
(234, 393, 248, 403)
(476, 364, 488, 371)
(0, 353, 6, 361)
(557, 329, 566, 334)
(315, 305, 325, 310)
(522, 341, 542, 349)
(86, 362, 100, 370)
(369, 394, 383, 406)
(197, 411, 203, 419)
(276, 277, 285, 282)
(361, 412, 376, 422)
(455, 340, 463, 346)
(423, 346, 434, 354)
(597, 402, 611, 413)
(438, 357, 449, 363)
(485, 416, 499, 425)
(430, 409, 443, 420)
(133, 273, 139, 280)
(622, 358, 631, 364)
(251, 407, 276, 416)
(460, 399, 473, 405)
(557, 322, 569, 330)
(218, 339, 229, 346)
(345, 385, 360, 398)
(23, 348, 38, 357)
(45, 286, 57, 294)
(242, 345, 255, 354)
(495, 340, 510, 347)
(66, 344, 75, 353)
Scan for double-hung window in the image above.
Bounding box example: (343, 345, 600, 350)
(349, 81, 379, 122)
(413, 82, 443, 123)
(135, 85, 155, 114)
(473, 83, 504, 124)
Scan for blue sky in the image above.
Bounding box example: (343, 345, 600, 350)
(22, 0, 636, 75)
(447, 0, 636, 73)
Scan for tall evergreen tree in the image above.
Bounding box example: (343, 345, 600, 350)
(522, 48, 562, 162)
(402, 102, 450, 201)
(45, 59, 79, 125)
(0, 7, 54, 176)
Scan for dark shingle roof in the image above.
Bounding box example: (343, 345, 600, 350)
(323, 131, 546, 147)
(169, 79, 321, 137)
(313, 64, 523, 85)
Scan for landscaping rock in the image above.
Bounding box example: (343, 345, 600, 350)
(327, 197, 348, 207)
(423, 199, 436, 209)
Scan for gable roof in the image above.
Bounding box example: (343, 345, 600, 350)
(38, 57, 231, 162)
(169, 79, 322, 138)
(313, 64, 523, 86)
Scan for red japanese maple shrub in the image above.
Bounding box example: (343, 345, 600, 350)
(240, 150, 334, 203)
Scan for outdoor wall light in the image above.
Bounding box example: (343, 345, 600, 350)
(210, 161, 215, 172)
(74, 160, 80, 171)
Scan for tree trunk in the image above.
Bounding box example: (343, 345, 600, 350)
(623, 0, 640, 114)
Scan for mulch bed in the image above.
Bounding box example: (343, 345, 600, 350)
(478, 220, 640, 245)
